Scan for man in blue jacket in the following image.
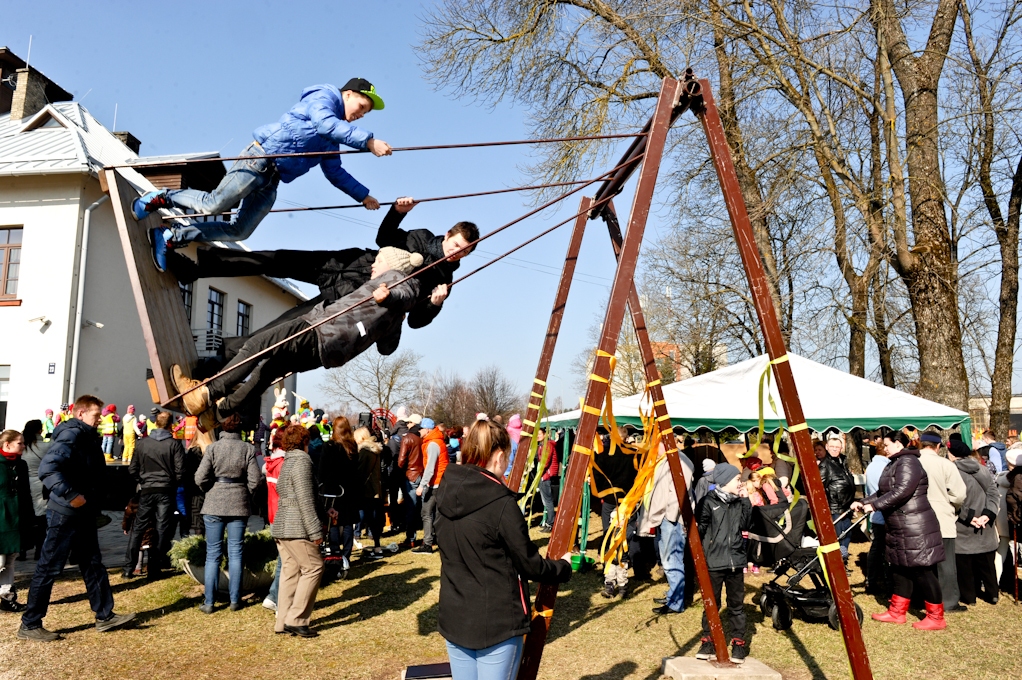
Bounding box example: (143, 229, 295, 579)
(133, 78, 392, 271)
(18, 395, 135, 642)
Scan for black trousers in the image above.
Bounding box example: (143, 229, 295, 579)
(956, 551, 998, 604)
(867, 523, 889, 593)
(208, 317, 321, 417)
(172, 247, 368, 359)
(126, 492, 177, 572)
(891, 564, 941, 603)
(701, 568, 746, 641)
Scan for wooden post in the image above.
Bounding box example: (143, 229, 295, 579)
(507, 197, 591, 493)
(600, 203, 732, 664)
(516, 77, 683, 680)
(694, 80, 874, 679)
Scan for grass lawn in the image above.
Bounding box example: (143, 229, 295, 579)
(2, 528, 1020, 680)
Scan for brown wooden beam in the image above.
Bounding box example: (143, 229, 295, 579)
(693, 80, 874, 679)
(601, 203, 732, 664)
(507, 197, 591, 494)
(516, 77, 683, 680)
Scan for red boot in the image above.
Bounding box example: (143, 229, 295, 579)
(871, 594, 910, 624)
(912, 602, 946, 630)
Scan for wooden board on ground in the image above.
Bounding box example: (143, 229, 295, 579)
(104, 168, 196, 409)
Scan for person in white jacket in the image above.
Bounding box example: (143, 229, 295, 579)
(918, 433, 968, 611)
(640, 442, 694, 615)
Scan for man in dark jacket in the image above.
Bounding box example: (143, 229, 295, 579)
(124, 411, 185, 579)
(397, 416, 424, 547)
(695, 463, 752, 664)
(384, 419, 409, 533)
(167, 198, 479, 358)
(173, 249, 422, 421)
(18, 395, 135, 642)
(818, 436, 856, 562)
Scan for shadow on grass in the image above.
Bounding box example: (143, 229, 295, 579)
(581, 660, 638, 680)
(638, 627, 703, 680)
(544, 569, 655, 645)
(314, 566, 438, 631)
(49, 570, 157, 605)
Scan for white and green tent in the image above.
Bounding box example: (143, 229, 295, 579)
(543, 353, 970, 436)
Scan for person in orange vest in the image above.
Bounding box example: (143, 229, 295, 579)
(413, 418, 448, 554)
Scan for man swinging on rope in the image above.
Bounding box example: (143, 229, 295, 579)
(171, 247, 423, 423)
(167, 197, 478, 350)
(132, 78, 392, 272)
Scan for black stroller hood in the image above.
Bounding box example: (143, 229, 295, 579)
(748, 498, 810, 565)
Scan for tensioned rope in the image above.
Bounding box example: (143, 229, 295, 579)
(162, 176, 615, 221)
(167, 153, 643, 405)
(115, 133, 647, 169)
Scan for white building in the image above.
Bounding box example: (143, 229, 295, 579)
(0, 48, 304, 430)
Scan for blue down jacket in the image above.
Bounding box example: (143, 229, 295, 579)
(253, 84, 374, 201)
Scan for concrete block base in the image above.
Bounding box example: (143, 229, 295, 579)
(662, 656, 782, 680)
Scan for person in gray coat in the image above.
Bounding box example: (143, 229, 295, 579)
(948, 440, 1000, 605)
(271, 424, 324, 638)
(172, 247, 423, 421)
(194, 414, 261, 612)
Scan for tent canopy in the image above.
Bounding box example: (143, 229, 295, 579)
(543, 353, 970, 435)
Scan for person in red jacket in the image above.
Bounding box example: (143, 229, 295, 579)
(537, 429, 560, 533)
(262, 429, 286, 612)
(414, 419, 448, 554)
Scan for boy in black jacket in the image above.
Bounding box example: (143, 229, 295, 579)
(695, 463, 752, 664)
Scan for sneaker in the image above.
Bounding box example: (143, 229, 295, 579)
(695, 637, 715, 660)
(366, 549, 385, 560)
(0, 598, 27, 613)
(229, 602, 243, 612)
(729, 638, 748, 664)
(261, 597, 277, 612)
(121, 568, 135, 579)
(601, 583, 617, 599)
(199, 604, 215, 614)
(384, 543, 400, 553)
(353, 539, 364, 551)
(147, 227, 172, 272)
(95, 612, 135, 632)
(539, 525, 553, 534)
(411, 544, 434, 554)
(653, 597, 668, 605)
(16, 624, 62, 642)
(132, 190, 171, 220)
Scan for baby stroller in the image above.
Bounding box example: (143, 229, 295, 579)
(749, 500, 866, 630)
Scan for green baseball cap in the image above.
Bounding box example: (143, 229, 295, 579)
(341, 77, 385, 110)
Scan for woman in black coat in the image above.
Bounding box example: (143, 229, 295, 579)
(318, 417, 359, 579)
(853, 430, 946, 630)
(435, 420, 573, 680)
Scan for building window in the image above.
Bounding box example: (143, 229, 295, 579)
(0, 365, 9, 429)
(237, 300, 252, 337)
(0, 228, 23, 298)
(207, 288, 225, 332)
(180, 281, 193, 324)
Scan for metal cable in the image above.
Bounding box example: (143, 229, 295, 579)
(168, 154, 643, 404)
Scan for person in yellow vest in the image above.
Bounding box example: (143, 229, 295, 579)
(99, 405, 119, 462)
(147, 408, 159, 435)
(413, 418, 448, 554)
(122, 406, 138, 464)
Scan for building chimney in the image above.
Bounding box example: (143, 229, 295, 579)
(113, 131, 141, 154)
(10, 67, 49, 121)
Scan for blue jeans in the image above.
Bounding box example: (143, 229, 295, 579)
(404, 479, 422, 542)
(203, 515, 246, 605)
(22, 510, 115, 629)
(833, 511, 852, 560)
(101, 435, 114, 454)
(446, 636, 524, 680)
(168, 142, 279, 244)
(268, 554, 282, 603)
(656, 518, 686, 612)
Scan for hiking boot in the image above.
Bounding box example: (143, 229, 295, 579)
(147, 227, 172, 272)
(601, 582, 617, 599)
(17, 624, 62, 642)
(95, 612, 135, 632)
(132, 190, 172, 220)
(695, 637, 715, 660)
(617, 585, 628, 599)
(730, 638, 748, 664)
(171, 364, 210, 416)
(0, 598, 27, 613)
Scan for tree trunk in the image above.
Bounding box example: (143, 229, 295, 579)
(848, 279, 868, 378)
(872, 270, 896, 388)
(989, 154, 1022, 438)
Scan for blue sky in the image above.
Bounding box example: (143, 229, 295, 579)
(6, 0, 671, 412)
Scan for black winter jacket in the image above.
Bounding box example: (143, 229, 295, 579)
(129, 429, 185, 494)
(318, 440, 359, 524)
(818, 454, 855, 514)
(862, 449, 944, 568)
(697, 489, 752, 571)
(435, 463, 571, 649)
(38, 418, 107, 516)
(1007, 467, 1022, 526)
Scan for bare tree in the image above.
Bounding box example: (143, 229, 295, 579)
(471, 365, 523, 418)
(319, 349, 423, 414)
(426, 370, 477, 426)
